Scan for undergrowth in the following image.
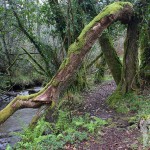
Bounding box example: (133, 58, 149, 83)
(113, 92, 150, 120)
(7, 111, 107, 150)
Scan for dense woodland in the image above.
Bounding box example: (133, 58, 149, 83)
(0, 0, 150, 149)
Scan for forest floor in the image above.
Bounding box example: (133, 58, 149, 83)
(68, 81, 145, 150)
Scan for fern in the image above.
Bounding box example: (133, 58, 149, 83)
(14, 111, 107, 150)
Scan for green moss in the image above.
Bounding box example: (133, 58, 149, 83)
(107, 88, 122, 108)
(67, 2, 132, 57)
(52, 79, 59, 87)
(128, 116, 137, 124)
(107, 90, 145, 115)
(78, 2, 132, 40)
(141, 115, 150, 120)
(59, 57, 70, 70)
(68, 38, 85, 55)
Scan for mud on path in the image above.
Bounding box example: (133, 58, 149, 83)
(78, 81, 142, 150)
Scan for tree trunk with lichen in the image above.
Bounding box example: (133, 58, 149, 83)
(108, 0, 150, 109)
(0, 2, 133, 124)
(140, 21, 150, 83)
(99, 32, 122, 85)
(107, 4, 141, 107)
(120, 17, 140, 94)
(120, 0, 150, 94)
(94, 53, 106, 84)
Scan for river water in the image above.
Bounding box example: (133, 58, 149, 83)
(0, 87, 41, 150)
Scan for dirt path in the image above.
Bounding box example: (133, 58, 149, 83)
(78, 81, 142, 150)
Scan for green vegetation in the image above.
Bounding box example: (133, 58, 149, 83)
(109, 92, 150, 120)
(78, 2, 132, 40)
(8, 111, 107, 150)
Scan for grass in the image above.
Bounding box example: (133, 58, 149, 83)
(114, 92, 150, 118)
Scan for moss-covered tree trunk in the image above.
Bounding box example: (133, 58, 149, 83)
(120, 0, 150, 93)
(107, 0, 149, 107)
(0, 2, 133, 124)
(99, 32, 122, 85)
(80, 0, 122, 85)
(94, 53, 106, 84)
(120, 17, 140, 94)
(108, 14, 140, 106)
(140, 20, 150, 82)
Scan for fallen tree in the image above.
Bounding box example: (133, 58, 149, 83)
(0, 2, 133, 124)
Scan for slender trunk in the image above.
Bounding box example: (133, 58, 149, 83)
(86, 52, 103, 69)
(120, 17, 140, 93)
(99, 32, 122, 85)
(94, 54, 106, 83)
(140, 21, 150, 82)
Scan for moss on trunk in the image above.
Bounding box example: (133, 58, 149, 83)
(140, 21, 150, 82)
(108, 19, 140, 106)
(99, 32, 122, 85)
(94, 54, 106, 83)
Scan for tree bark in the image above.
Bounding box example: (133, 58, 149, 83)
(107, 0, 149, 107)
(120, 0, 150, 93)
(99, 32, 122, 85)
(0, 2, 133, 124)
(120, 18, 140, 93)
(86, 52, 103, 69)
(94, 53, 106, 84)
(140, 21, 150, 82)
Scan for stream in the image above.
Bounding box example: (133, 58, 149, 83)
(0, 87, 41, 150)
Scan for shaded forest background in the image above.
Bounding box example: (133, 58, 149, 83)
(0, 0, 149, 92)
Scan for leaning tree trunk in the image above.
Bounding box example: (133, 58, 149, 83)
(0, 2, 133, 124)
(80, 0, 122, 85)
(99, 32, 122, 85)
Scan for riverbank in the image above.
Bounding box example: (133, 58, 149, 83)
(0, 86, 42, 150)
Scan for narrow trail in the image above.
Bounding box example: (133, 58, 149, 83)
(79, 81, 141, 150)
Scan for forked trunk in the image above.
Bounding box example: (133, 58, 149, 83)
(120, 17, 140, 94)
